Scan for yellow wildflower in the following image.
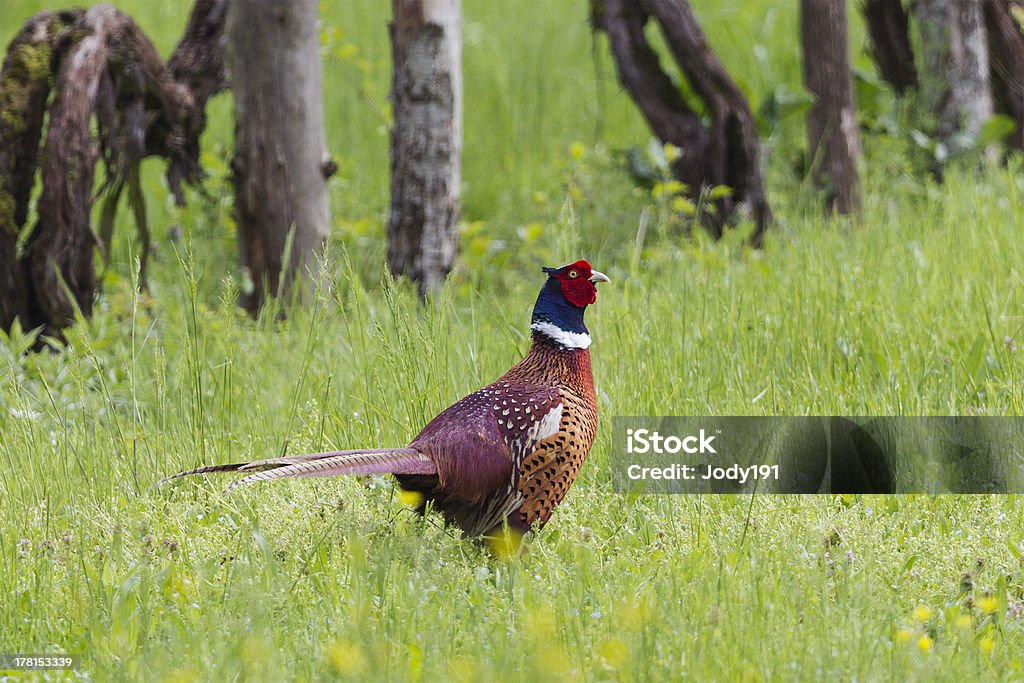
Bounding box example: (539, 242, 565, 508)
(524, 609, 557, 641)
(486, 527, 524, 559)
(597, 637, 628, 670)
(978, 596, 999, 614)
(161, 671, 200, 683)
(537, 646, 571, 676)
(397, 488, 424, 507)
(448, 657, 476, 682)
(327, 639, 367, 676)
(618, 598, 651, 630)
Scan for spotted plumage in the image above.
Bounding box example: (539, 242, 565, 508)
(161, 260, 609, 537)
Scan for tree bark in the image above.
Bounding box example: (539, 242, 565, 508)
(594, 0, 772, 245)
(387, 0, 462, 297)
(802, 0, 862, 214)
(0, 10, 81, 332)
(0, 1, 225, 342)
(862, 0, 918, 94)
(983, 0, 1024, 151)
(228, 0, 332, 313)
(21, 6, 123, 333)
(914, 0, 994, 153)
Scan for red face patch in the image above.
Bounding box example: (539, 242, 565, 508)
(554, 260, 597, 307)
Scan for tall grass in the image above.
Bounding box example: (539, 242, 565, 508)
(2, 0, 1024, 680)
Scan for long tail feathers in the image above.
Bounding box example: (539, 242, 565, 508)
(158, 448, 436, 492)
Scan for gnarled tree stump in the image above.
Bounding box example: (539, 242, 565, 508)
(0, 0, 225, 343)
(592, 0, 772, 246)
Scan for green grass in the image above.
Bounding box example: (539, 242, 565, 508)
(3, 0, 1024, 680)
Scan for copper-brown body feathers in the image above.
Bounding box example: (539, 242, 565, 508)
(396, 332, 598, 536)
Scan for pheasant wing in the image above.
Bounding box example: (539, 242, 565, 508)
(408, 380, 563, 535)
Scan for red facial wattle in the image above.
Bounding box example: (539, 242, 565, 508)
(558, 259, 598, 307)
(560, 275, 597, 307)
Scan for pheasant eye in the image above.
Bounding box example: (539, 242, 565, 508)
(567, 270, 578, 279)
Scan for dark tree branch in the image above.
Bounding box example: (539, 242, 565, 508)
(0, 10, 82, 332)
(165, 0, 228, 201)
(862, 0, 918, 94)
(984, 0, 1024, 151)
(600, 0, 707, 166)
(596, 0, 772, 245)
(24, 5, 143, 333)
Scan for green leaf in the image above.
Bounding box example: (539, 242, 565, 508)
(869, 351, 889, 378)
(976, 114, 1017, 147)
(646, 137, 670, 174)
(910, 129, 933, 150)
(707, 185, 733, 200)
(756, 84, 814, 136)
(852, 68, 894, 127)
(964, 334, 987, 381)
(627, 146, 659, 186)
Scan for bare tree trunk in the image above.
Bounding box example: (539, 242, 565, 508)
(228, 0, 332, 313)
(862, 0, 918, 94)
(914, 0, 994, 153)
(983, 0, 1024, 151)
(802, 0, 862, 214)
(387, 0, 462, 297)
(593, 0, 772, 246)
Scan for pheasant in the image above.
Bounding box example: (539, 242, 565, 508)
(162, 260, 609, 537)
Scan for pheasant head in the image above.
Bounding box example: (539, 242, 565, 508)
(531, 260, 610, 350)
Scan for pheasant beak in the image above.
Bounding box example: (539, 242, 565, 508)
(589, 270, 610, 284)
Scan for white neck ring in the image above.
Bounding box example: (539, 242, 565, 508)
(531, 321, 591, 350)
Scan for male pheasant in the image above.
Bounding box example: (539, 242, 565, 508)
(162, 260, 609, 537)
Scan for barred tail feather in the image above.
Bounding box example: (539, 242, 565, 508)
(225, 449, 436, 491)
(157, 461, 260, 482)
(158, 448, 435, 488)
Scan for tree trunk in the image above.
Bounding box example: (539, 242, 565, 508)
(862, 0, 918, 94)
(914, 0, 994, 153)
(983, 0, 1024, 151)
(228, 0, 332, 313)
(594, 0, 772, 246)
(387, 0, 462, 297)
(802, 0, 862, 214)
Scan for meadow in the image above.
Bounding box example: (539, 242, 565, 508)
(2, 0, 1024, 680)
